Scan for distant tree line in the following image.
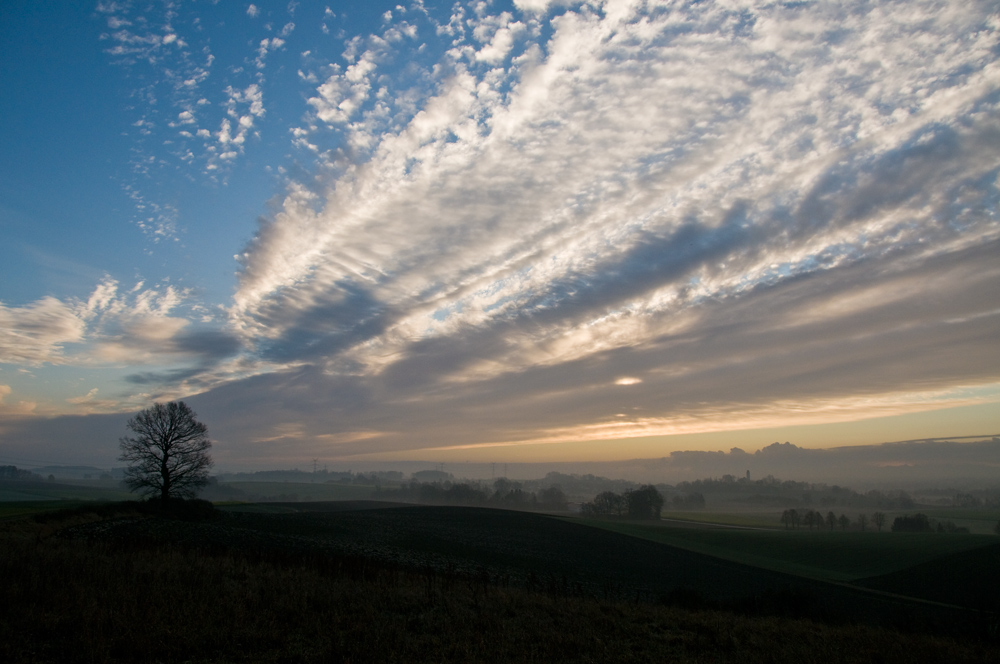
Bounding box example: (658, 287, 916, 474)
(779, 509, 974, 534)
(216, 469, 405, 484)
(889, 513, 971, 533)
(0, 466, 41, 481)
(781, 509, 886, 532)
(580, 485, 665, 520)
(520, 472, 640, 498)
(676, 475, 926, 510)
(372, 478, 569, 511)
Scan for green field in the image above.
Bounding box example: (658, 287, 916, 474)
(1, 500, 996, 662)
(216, 480, 376, 502)
(578, 517, 996, 582)
(661, 507, 1000, 534)
(0, 481, 134, 504)
(906, 507, 1000, 534)
(0, 500, 95, 519)
(4, 506, 993, 663)
(659, 510, 782, 528)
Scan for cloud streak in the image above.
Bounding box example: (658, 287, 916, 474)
(6, 1, 997, 464)
(189, 0, 1000, 458)
(1, 277, 237, 383)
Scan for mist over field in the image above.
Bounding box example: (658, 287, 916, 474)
(2, 0, 999, 471)
(5, 414, 997, 489)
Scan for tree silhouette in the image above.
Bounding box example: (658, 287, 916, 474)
(538, 485, 568, 511)
(589, 490, 626, 517)
(891, 513, 932, 532)
(625, 485, 664, 520)
(781, 508, 801, 529)
(872, 511, 886, 533)
(119, 401, 213, 503)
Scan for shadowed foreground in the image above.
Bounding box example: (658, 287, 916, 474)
(1, 502, 996, 663)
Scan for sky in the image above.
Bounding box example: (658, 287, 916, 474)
(1, 0, 999, 471)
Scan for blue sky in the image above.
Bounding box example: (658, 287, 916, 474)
(1, 0, 999, 469)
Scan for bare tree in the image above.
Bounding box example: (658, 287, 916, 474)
(872, 511, 886, 533)
(857, 513, 868, 532)
(826, 511, 837, 531)
(119, 401, 213, 503)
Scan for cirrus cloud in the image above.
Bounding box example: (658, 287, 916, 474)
(200, 0, 1000, 458)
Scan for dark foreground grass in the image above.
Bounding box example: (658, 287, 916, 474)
(579, 518, 997, 582)
(1, 509, 996, 663)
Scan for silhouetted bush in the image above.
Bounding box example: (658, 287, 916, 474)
(537, 486, 568, 511)
(891, 514, 932, 533)
(626, 485, 664, 519)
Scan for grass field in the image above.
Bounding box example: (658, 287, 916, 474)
(0, 481, 134, 504)
(0, 500, 96, 520)
(661, 507, 1000, 534)
(908, 508, 1000, 534)
(212, 480, 377, 502)
(1, 500, 997, 662)
(577, 517, 997, 582)
(659, 510, 783, 528)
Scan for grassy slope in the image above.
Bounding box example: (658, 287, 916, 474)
(856, 542, 1000, 610)
(57, 504, 987, 629)
(664, 507, 1000, 534)
(576, 517, 997, 582)
(3, 512, 994, 664)
(660, 510, 783, 528)
(216, 480, 377, 501)
(0, 481, 133, 504)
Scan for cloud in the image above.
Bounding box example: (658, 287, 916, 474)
(213, 0, 1000, 458)
(16, 1, 988, 458)
(95, 1, 283, 238)
(0, 297, 87, 365)
(0, 384, 37, 417)
(1, 277, 238, 383)
(662, 437, 1000, 487)
(208, 84, 267, 169)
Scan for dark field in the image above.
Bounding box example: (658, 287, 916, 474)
(582, 518, 998, 581)
(1, 500, 997, 662)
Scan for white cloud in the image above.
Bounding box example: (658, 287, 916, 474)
(56, 1, 998, 450)
(224, 0, 1000, 453)
(0, 277, 236, 378)
(0, 297, 87, 365)
(514, 0, 561, 13)
(247, 4, 260, 18)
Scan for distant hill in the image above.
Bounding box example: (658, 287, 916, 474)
(32, 466, 116, 479)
